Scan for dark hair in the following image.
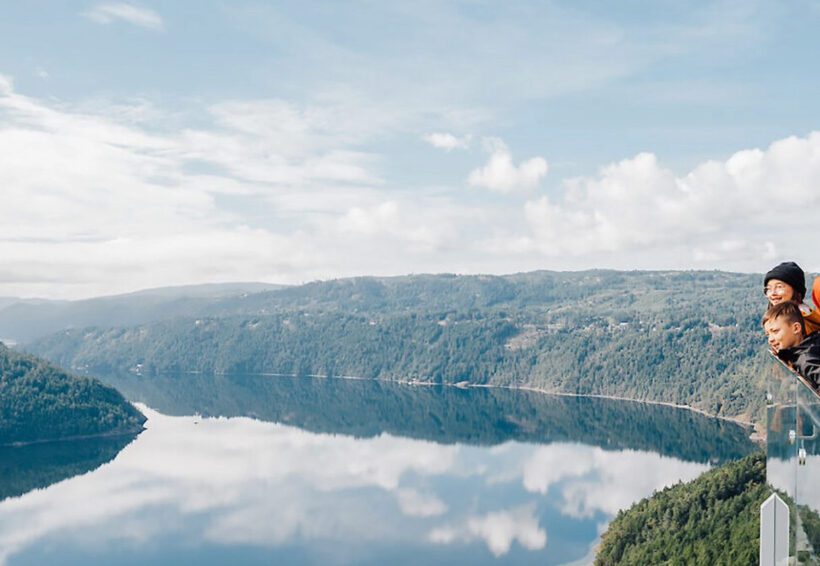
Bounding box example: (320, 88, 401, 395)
(764, 261, 807, 303)
(762, 301, 806, 335)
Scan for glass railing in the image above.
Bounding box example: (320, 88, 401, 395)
(765, 354, 820, 564)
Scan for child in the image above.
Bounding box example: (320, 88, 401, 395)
(764, 261, 820, 335)
(763, 301, 820, 388)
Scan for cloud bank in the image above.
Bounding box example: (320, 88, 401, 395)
(521, 136, 820, 268)
(1, 74, 820, 299)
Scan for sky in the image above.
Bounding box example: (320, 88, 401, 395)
(2, 1, 820, 299)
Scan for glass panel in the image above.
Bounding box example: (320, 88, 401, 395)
(795, 368, 820, 564)
(766, 356, 798, 561)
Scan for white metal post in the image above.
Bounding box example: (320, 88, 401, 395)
(760, 493, 789, 566)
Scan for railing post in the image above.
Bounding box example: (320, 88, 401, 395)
(760, 493, 789, 566)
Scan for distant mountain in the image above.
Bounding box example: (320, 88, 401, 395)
(0, 343, 145, 445)
(112, 281, 287, 299)
(595, 451, 767, 565)
(27, 270, 773, 422)
(0, 282, 285, 343)
(0, 296, 63, 323)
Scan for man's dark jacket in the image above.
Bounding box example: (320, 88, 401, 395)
(778, 332, 820, 388)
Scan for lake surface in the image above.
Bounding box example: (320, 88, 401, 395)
(0, 374, 756, 565)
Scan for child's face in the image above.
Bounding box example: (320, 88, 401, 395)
(765, 279, 796, 304)
(764, 316, 804, 352)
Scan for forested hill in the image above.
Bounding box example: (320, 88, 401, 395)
(0, 343, 146, 445)
(28, 270, 772, 422)
(594, 452, 767, 565)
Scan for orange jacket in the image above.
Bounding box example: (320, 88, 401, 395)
(808, 276, 820, 336)
(814, 276, 820, 311)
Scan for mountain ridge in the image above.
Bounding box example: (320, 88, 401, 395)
(26, 269, 772, 423)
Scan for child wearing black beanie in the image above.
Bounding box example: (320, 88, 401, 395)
(764, 261, 820, 335)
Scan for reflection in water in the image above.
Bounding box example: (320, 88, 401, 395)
(0, 434, 137, 502)
(3, 406, 713, 565)
(0, 375, 756, 565)
(102, 372, 755, 463)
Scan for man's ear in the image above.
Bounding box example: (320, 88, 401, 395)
(791, 321, 804, 336)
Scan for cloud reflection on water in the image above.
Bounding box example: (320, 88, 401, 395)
(523, 444, 708, 519)
(0, 406, 712, 565)
(429, 503, 547, 557)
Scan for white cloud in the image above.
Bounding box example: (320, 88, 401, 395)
(522, 134, 820, 267)
(429, 504, 547, 557)
(337, 201, 460, 252)
(520, 443, 708, 519)
(339, 202, 401, 235)
(0, 75, 499, 298)
(84, 3, 165, 31)
(424, 132, 470, 151)
(558, 455, 706, 520)
(468, 139, 548, 192)
(0, 75, 13, 95)
(395, 488, 447, 518)
(767, 456, 794, 498)
(4, 71, 820, 299)
(0, 76, 395, 298)
(522, 443, 597, 494)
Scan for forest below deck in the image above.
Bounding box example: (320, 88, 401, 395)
(22, 270, 774, 424)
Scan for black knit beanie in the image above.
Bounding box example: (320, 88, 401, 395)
(764, 261, 806, 298)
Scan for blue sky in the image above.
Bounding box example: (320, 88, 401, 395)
(1, 1, 820, 298)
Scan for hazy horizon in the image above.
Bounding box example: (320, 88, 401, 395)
(0, 266, 774, 302)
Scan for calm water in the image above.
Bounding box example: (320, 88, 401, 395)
(0, 374, 755, 565)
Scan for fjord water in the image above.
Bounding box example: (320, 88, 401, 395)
(0, 374, 755, 565)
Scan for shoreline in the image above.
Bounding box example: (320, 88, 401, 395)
(448, 382, 756, 433)
(379, 377, 762, 445)
(1, 426, 145, 449)
(147, 368, 760, 436)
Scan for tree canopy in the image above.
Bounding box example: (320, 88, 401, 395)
(595, 451, 767, 566)
(0, 343, 145, 445)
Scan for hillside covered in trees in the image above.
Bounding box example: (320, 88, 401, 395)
(594, 451, 767, 565)
(0, 343, 146, 445)
(27, 270, 773, 422)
